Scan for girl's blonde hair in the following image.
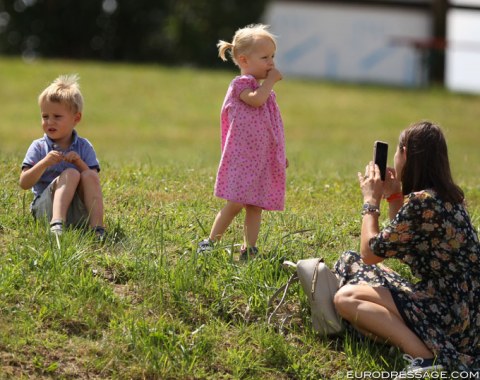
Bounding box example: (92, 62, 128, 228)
(217, 24, 277, 66)
(38, 74, 83, 113)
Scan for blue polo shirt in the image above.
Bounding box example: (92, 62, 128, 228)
(22, 130, 100, 199)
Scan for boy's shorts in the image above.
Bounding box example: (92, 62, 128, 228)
(31, 178, 89, 227)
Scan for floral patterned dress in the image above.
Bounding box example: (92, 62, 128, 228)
(334, 190, 480, 370)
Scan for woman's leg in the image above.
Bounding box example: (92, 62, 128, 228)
(209, 201, 244, 241)
(243, 205, 262, 248)
(51, 168, 80, 223)
(334, 284, 433, 358)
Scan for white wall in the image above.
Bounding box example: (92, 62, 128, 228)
(450, 0, 480, 6)
(445, 8, 480, 93)
(265, 1, 431, 86)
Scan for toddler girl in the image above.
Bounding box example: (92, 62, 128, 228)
(198, 24, 287, 259)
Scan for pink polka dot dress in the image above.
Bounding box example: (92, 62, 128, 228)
(214, 75, 286, 211)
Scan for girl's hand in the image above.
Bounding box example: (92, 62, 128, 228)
(357, 161, 383, 206)
(383, 167, 402, 198)
(266, 67, 283, 83)
(240, 68, 283, 107)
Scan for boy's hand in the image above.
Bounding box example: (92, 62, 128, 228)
(63, 151, 81, 164)
(44, 150, 64, 166)
(64, 151, 89, 172)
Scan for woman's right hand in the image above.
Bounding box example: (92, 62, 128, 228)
(358, 161, 384, 206)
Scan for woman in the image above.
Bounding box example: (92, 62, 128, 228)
(334, 121, 480, 374)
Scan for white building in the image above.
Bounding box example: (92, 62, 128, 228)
(264, 0, 480, 93)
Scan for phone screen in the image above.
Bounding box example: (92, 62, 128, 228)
(374, 141, 388, 181)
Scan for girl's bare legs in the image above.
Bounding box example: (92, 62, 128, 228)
(243, 205, 262, 248)
(209, 201, 244, 241)
(77, 169, 104, 228)
(51, 168, 80, 223)
(334, 285, 433, 358)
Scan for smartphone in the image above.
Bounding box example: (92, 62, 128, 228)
(373, 141, 388, 181)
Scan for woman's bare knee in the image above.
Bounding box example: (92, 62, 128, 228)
(334, 285, 358, 317)
(334, 285, 381, 316)
(334, 284, 402, 322)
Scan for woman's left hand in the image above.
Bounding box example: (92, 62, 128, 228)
(357, 161, 384, 206)
(383, 167, 402, 198)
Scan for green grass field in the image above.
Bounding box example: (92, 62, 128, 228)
(1, 56, 479, 379)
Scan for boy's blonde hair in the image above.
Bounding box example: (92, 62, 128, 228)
(217, 24, 277, 66)
(38, 74, 83, 113)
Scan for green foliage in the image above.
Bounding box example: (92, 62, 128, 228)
(0, 0, 270, 66)
(1, 58, 480, 378)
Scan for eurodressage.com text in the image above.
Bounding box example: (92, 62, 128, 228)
(345, 370, 480, 379)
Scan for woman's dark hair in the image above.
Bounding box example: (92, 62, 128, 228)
(399, 121, 464, 204)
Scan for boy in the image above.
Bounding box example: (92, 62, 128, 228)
(19, 74, 105, 239)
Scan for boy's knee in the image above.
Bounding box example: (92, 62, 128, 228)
(61, 167, 80, 178)
(56, 168, 81, 186)
(80, 169, 100, 184)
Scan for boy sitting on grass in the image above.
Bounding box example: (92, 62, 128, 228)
(19, 74, 105, 239)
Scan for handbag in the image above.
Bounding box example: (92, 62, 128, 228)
(268, 258, 343, 336)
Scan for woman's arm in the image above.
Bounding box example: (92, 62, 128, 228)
(358, 161, 385, 265)
(387, 197, 404, 221)
(383, 167, 403, 221)
(360, 212, 384, 265)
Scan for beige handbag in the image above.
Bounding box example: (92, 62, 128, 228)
(268, 258, 343, 336)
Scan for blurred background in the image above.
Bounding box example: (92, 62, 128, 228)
(0, 0, 268, 68)
(0, 0, 479, 93)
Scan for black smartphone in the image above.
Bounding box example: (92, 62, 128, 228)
(373, 141, 388, 181)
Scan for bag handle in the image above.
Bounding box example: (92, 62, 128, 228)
(267, 257, 326, 325)
(310, 258, 324, 301)
(282, 260, 297, 270)
(267, 271, 298, 325)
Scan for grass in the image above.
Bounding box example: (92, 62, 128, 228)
(1, 56, 480, 379)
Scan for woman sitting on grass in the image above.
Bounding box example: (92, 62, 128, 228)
(334, 121, 480, 375)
